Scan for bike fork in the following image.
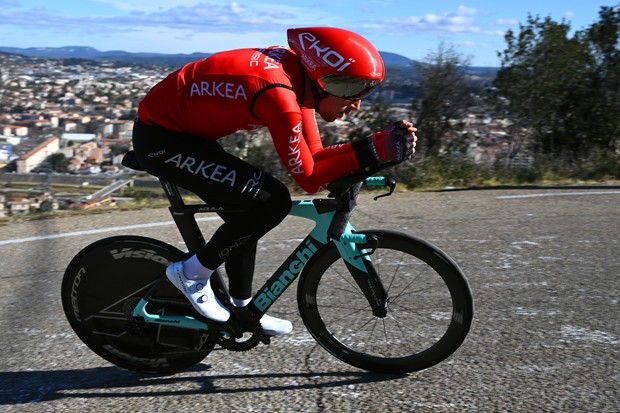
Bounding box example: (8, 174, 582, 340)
(334, 233, 388, 318)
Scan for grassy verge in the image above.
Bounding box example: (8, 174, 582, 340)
(389, 152, 620, 190)
(1, 152, 618, 223)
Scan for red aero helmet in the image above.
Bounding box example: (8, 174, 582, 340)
(287, 26, 384, 100)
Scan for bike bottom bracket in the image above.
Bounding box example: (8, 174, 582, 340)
(217, 307, 266, 351)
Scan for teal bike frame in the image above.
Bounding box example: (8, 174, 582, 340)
(131, 176, 392, 332)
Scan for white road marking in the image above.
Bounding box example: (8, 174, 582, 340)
(0, 216, 220, 246)
(497, 191, 620, 199)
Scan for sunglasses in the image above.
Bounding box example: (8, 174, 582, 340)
(319, 74, 381, 100)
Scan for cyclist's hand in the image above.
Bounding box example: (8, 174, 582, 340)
(371, 120, 417, 162)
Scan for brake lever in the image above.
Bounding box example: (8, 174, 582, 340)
(354, 233, 379, 258)
(373, 176, 396, 201)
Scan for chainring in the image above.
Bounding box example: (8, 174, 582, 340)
(123, 297, 143, 319)
(216, 308, 268, 352)
(123, 297, 268, 352)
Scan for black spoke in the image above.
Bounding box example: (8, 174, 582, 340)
(299, 230, 473, 373)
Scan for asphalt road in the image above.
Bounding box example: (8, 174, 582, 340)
(1, 187, 618, 412)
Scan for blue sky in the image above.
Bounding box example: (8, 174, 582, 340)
(0, 0, 616, 66)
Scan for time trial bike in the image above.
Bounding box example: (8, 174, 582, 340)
(61, 151, 474, 374)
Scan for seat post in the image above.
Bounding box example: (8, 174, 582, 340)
(158, 177, 230, 303)
(159, 178, 207, 253)
(159, 178, 185, 209)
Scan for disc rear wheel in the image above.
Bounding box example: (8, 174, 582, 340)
(61, 236, 215, 374)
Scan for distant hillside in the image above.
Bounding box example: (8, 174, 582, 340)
(0, 46, 210, 67)
(0, 45, 498, 75)
(379, 51, 418, 67)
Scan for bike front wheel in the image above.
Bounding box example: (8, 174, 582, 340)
(297, 230, 474, 374)
(61, 235, 214, 374)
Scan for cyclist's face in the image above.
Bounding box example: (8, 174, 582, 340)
(317, 95, 361, 122)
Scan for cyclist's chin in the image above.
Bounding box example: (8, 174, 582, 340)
(318, 112, 341, 122)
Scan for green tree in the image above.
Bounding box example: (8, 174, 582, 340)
(109, 142, 130, 156)
(584, 5, 620, 152)
(494, 6, 620, 158)
(49, 153, 69, 173)
(413, 43, 472, 156)
(39, 199, 54, 213)
(495, 15, 592, 155)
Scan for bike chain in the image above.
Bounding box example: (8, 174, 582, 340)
(123, 297, 143, 319)
(215, 307, 269, 352)
(122, 297, 270, 352)
(122, 297, 152, 336)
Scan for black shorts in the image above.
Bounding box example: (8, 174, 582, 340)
(132, 118, 291, 295)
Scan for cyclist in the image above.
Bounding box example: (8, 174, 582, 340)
(132, 26, 417, 335)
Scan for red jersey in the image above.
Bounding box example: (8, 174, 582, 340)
(138, 47, 363, 193)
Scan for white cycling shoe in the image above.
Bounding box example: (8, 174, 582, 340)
(165, 262, 230, 322)
(260, 314, 293, 336)
(232, 297, 292, 335)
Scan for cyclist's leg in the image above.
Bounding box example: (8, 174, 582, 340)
(201, 169, 293, 334)
(132, 119, 292, 327)
(221, 240, 293, 335)
(193, 167, 291, 270)
(133, 119, 291, 263)
(222, 239, 257, 299)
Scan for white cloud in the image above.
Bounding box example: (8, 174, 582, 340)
(450, 39, 476, 47)
(496, 18, 520, 26)
(0, 1, 313, 34)
(453, 5, 478, 16)
(424, 14, 441, 24)
(358, 5, 487, 36)
(0, 1, 508, 65)
(369, 14, 478, 34)
(97, 26, 283, 54)
(92, 0, 206, 13)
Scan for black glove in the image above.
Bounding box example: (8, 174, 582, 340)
(370, 122, 414, 162)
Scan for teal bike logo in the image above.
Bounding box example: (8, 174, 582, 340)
(254, 239, 318, 312)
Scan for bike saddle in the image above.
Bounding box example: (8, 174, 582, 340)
(121, 150, 145, 171)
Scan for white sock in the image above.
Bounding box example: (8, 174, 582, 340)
(183, 255, 214, 280)
(232, 297, 251, 307)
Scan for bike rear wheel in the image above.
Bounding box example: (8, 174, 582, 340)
(298, 230, 473, 374)
(61, 235, 214, 374)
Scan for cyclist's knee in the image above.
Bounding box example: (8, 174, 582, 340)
(258, 175, 291, 220)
